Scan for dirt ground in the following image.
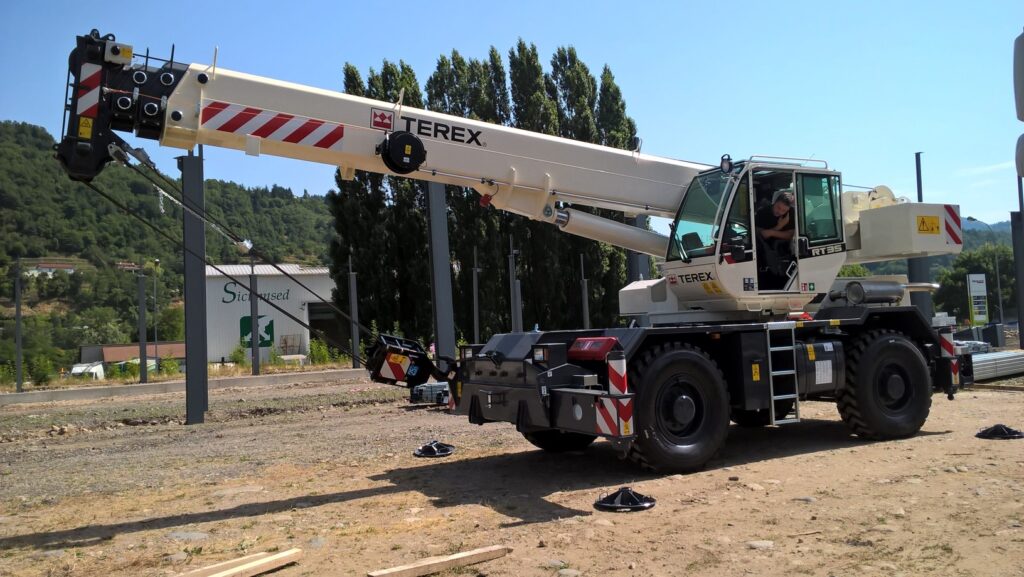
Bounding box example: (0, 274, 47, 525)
(1, 376, 1022, 577)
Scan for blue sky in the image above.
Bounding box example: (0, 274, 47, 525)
(2, 1, 1022, 224)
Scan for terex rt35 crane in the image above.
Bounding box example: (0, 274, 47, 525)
(58, 30, 964, 472)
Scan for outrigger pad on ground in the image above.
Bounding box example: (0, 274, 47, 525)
(413, 440, 455, 458)
(975, 424, 1023, 440)
(594, 487, 656, 512)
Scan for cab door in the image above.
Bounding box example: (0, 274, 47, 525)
(794, 172, 845, 295)
(715, 171, 759, 296)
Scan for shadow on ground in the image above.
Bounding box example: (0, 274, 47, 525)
(0, 418, 949, 550)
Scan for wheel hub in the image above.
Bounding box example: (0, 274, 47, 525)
(672, 395, 697, 425)
(884, 373, 906, 400)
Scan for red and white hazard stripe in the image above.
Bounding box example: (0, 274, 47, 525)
(378, 353, 411, 382)
(77, 63, 102, 119)
(939, 329, 955, 358)
(200, 99, 345, 151)
(944, 205, 962, 246)
(596, 397, 618, 436)
(607, 351, 629, 396)
(950, 358, 960, 387)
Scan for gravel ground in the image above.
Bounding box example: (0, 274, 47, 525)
(1, 378, 1022, 577)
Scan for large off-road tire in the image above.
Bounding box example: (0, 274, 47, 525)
(837, 330, 932, 440)
(730, 400, 795, 428)
(627, 342, 730, 473)
(523, 430, 597, 452)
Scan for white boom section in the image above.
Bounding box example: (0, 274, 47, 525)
(158, 64, 710, 256)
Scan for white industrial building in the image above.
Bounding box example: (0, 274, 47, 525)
(205, 264, 337, 363)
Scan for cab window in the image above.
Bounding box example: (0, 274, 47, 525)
(667, 171, 730, 260)
(797, 174, 842, 244)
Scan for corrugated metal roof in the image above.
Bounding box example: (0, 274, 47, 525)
(206, 264, 331, 277)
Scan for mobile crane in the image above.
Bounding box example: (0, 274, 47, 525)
(57, 30, 964, 472)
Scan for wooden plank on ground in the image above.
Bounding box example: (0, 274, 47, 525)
(204, 548, 303, 577)
(176, 552, 271, 577)
(367, 545, 511, 577)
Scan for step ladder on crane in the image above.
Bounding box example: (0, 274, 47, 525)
(766, 321, 801, 425)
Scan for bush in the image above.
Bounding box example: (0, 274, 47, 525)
(268, 346, 284, 366)
(0, 362, 14, 385)
(229, 341, 250, 367)
(121, 362, 139, 379)
(28, 356, 53, 385)
(159, 355, 180, 376)
(309, 338, 330, 365)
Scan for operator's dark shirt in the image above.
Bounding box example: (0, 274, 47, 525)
(755, 205, 794, 234)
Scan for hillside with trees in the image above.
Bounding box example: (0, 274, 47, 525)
(0, 120, 332, 377)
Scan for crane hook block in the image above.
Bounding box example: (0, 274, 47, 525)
(378, 131, 426, 175)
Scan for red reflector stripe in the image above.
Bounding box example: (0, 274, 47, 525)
(217, 107, 263, 134)
(945, 222, 962, 245)
(314, 124, 345, 149)
(201, 101, 230, 124)
(944, 204, 960, 228)
(250, 112, 294, 138)
(282, 119, 323, 143)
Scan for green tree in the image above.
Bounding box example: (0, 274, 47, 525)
(838, 264, 871, 277)
(157, 306, 185, 341)
(934, 244, 1017, 322)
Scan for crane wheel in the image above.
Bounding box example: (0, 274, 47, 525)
(837, 330, 932, 440)
(626, 342, 729, 473)
(730, 400, 795, 427)
(522, 430, 597, 452)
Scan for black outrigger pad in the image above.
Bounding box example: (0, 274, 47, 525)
(975, 424, 1023, 440)
(413, 440, 455, 458)
(594, 487, 656, 512)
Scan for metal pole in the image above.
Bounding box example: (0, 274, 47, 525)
(153, 259, 159, 370)
(349, 255, 360, 369)
(1017, 175, 1024, 348)
(626, 215, 651, 282)
(14, 260, 22, 393)
(249, 255, 260, 376)
(426, 182, 456, 366)
(1013, 209, 1024, 349)
(995, 247, 1004, 325)
(908, 152, 934, 321)
(508, 235, 522, 333)
(472, 246, 480, 343)
(137, 268, 148, 383)
(580, 253, 590, 329)
(179, 147, 208, 423)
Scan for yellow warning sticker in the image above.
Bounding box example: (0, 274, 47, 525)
(387, 353, 407, 365)
(78, 117, 93, 139)
(829, 319, 841, 326)
(404, 144, 412, 154)
(806, 344, 816, 361)
(916, 215, 940, 234)
(751, 363, 761, 382)
(621, 421, 631, 435)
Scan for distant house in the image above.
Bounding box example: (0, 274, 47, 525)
(25, 262, 76, 277)
(80, 342, 187, 365)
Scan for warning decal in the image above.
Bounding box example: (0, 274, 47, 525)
(916, 215, 940, 234)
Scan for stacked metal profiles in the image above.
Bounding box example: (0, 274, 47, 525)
(970, 351, 1024, 381)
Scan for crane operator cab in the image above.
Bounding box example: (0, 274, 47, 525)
(650, 156, 847, 319)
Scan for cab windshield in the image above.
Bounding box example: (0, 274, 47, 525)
(667, 170, 732, 260)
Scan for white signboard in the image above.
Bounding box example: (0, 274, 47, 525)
(967, 273, 988, 325)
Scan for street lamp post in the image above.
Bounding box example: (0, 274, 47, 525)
(966, 217, 1004, 324)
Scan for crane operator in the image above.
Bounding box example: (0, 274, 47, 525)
(755, 189, 795, 289)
